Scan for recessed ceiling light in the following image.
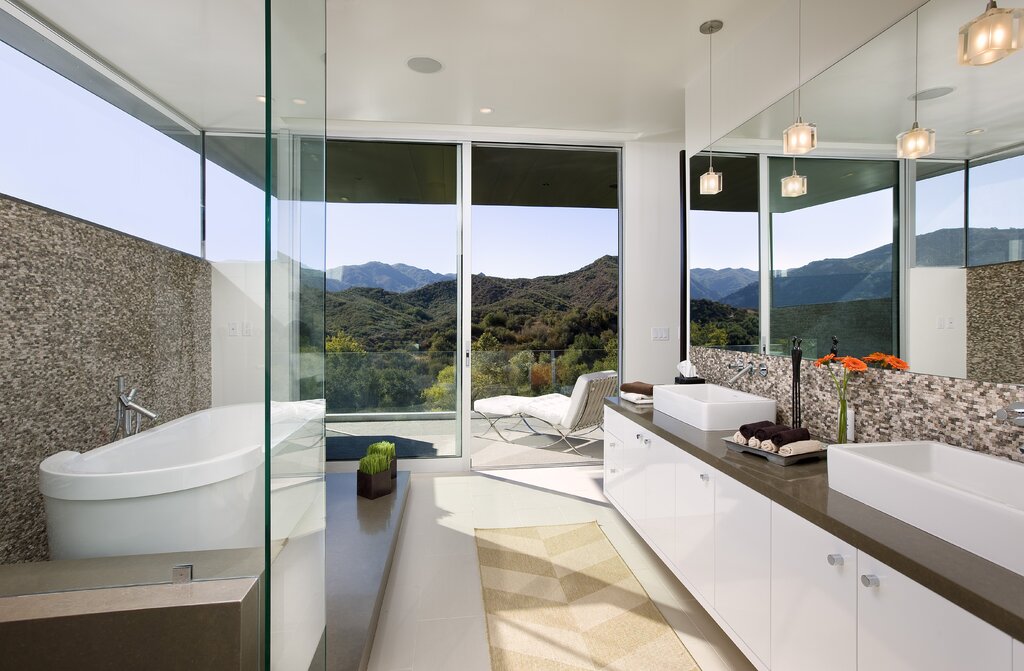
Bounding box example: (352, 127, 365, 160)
(407, 56, 443, 74)
(256, 95, 266, 103)
(908, 86, 956, 101)
(965, 127, 986, 135)
(292, 98, 307, 105)
(479, 107, 493, 114)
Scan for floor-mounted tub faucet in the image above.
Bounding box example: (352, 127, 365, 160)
(111, 376, 158, 441)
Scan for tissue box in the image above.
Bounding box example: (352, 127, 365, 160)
(675, 376, 706, 385)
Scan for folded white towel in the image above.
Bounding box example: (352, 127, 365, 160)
(778, 439, 825, 457)
(760, 439, 778, 453)
(747, 437, 761, 449)
(732, 431, 745, 443)
(620, 392, 653, 404)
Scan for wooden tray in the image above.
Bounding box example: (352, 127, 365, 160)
(722, 437, 827, 466)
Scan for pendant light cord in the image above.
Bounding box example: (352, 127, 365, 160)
(796, 0, 802, 122)
(914, 10, 920, 124)
(708, 28, 714, 170)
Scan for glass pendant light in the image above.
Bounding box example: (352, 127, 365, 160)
(783, 0, 817, 155)
(699, 19, 724, 195)
(781, 158, 807, 198)
(898, 12, 937, 159)
(958, 1, 1022, 66)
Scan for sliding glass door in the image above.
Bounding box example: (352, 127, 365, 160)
(323, 140, 462, 461)
(469, 145, 621, 469)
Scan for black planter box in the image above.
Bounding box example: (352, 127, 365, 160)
(357, 470, 393, 499)
(390, 458, 397, 480)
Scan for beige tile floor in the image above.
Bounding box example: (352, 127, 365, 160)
(367, 470, 757, 671)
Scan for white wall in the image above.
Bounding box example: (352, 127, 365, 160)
(683, 0, 925, 161)
(211, 261, 265, 406)
(906, 266, 967, 378)
(621, 140, 684, 385)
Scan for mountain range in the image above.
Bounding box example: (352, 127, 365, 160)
(325, 261, 455, 293)
(326, 255, 618, 350)
(692, 226, 1023, 309)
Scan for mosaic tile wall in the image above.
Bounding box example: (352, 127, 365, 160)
(967, 260, 1024, 384)
(690, 346, 1024, 463)
(0, 196, 212, 563)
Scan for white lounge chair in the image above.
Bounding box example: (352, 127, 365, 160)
(473, 370, 618, 453)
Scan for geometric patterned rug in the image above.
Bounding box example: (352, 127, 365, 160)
(475, 522, 701, 670)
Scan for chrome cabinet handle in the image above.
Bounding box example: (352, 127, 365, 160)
(861, 574, 880, 587)
(827, 554, 844, 567)
(643, 438, 651, 447)
(636, 433, 643, 440)
(699, 473, 710, 482)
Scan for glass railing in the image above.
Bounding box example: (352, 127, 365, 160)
(325, 348, 617, 415)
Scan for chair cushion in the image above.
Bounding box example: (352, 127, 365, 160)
(522, 393, 571, 427)
(562, 370, 617, 428)
(474, 395, 530, 416)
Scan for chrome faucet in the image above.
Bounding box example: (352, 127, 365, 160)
(111, 376, 158, 440)
(726, 358, 769, 385)
(727, 360, 754, 384)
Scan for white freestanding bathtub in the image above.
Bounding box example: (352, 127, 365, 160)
(39, 401, 322, 560)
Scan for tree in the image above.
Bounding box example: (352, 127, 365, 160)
(326, 330, 366, 353)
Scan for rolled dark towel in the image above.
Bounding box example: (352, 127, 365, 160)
(738, 420, 775, 440)
(771, 427, 811, 448)
(621, 381, 655, 396)
(753, 424, 790, 442)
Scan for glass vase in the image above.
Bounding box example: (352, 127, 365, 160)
(836, 393, 848, 445)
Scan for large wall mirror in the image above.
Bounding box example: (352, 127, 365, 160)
(688, 0, 1024, 385)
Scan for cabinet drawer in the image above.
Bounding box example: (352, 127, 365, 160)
(604, 407, 639, 446)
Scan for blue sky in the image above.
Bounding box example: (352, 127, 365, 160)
(324, 204, 618, 277)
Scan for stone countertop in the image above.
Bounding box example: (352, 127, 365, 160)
(605, 397, 1024, 641)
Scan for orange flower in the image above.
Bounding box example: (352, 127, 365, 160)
(814, 353, 835, 367)
(840, 356, 867, 372)
(883, 355, 909, 370)
(863, 352, 887, 363)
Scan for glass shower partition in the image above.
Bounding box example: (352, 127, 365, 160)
(268, 0, 328, 668)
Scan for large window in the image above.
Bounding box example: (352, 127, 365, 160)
(915, 161, 966, 267)
(687, 153, 760, 352)
(0, 38, 200, 254)
(768, 157, 898, 358)
(968, 152, 1024, 267)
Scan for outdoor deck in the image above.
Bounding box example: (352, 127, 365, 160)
(325, 415, 603, 469)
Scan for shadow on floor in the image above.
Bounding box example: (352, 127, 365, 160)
(326, 435, 439, 460)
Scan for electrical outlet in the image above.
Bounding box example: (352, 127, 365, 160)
(228, 322, 239, 337)
(946, 316, 955, 329)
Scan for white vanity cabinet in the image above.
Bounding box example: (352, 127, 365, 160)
(715, 473, 772, 666)
(857, 551, 1011, 671)
(770, 503, 857, 671)
(641, 434, 677, 558)
(602, 407, 1018, 671)
(671, 447, 716, 602)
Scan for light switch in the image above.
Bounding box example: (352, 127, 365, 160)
(946, 316, 955, 329)
(228, 322, 239, 337)
(242, 321, 253, 337)
(936, 317, 945, 330)
(651, 327, 670, 341)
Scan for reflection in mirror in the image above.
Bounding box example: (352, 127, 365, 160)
(768, 157, 898, 359)
(690, 0, 1024, 385)
(687, 153, 759, 353)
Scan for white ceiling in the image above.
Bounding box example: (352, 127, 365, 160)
(17, 0, 782, 141)
(715, 0, 1024, 160)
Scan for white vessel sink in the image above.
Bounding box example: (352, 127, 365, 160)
(652, 383, 776, 431)
(829, 441, 1024, 576)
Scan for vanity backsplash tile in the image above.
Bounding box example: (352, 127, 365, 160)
(690, 346, 1023, 463)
